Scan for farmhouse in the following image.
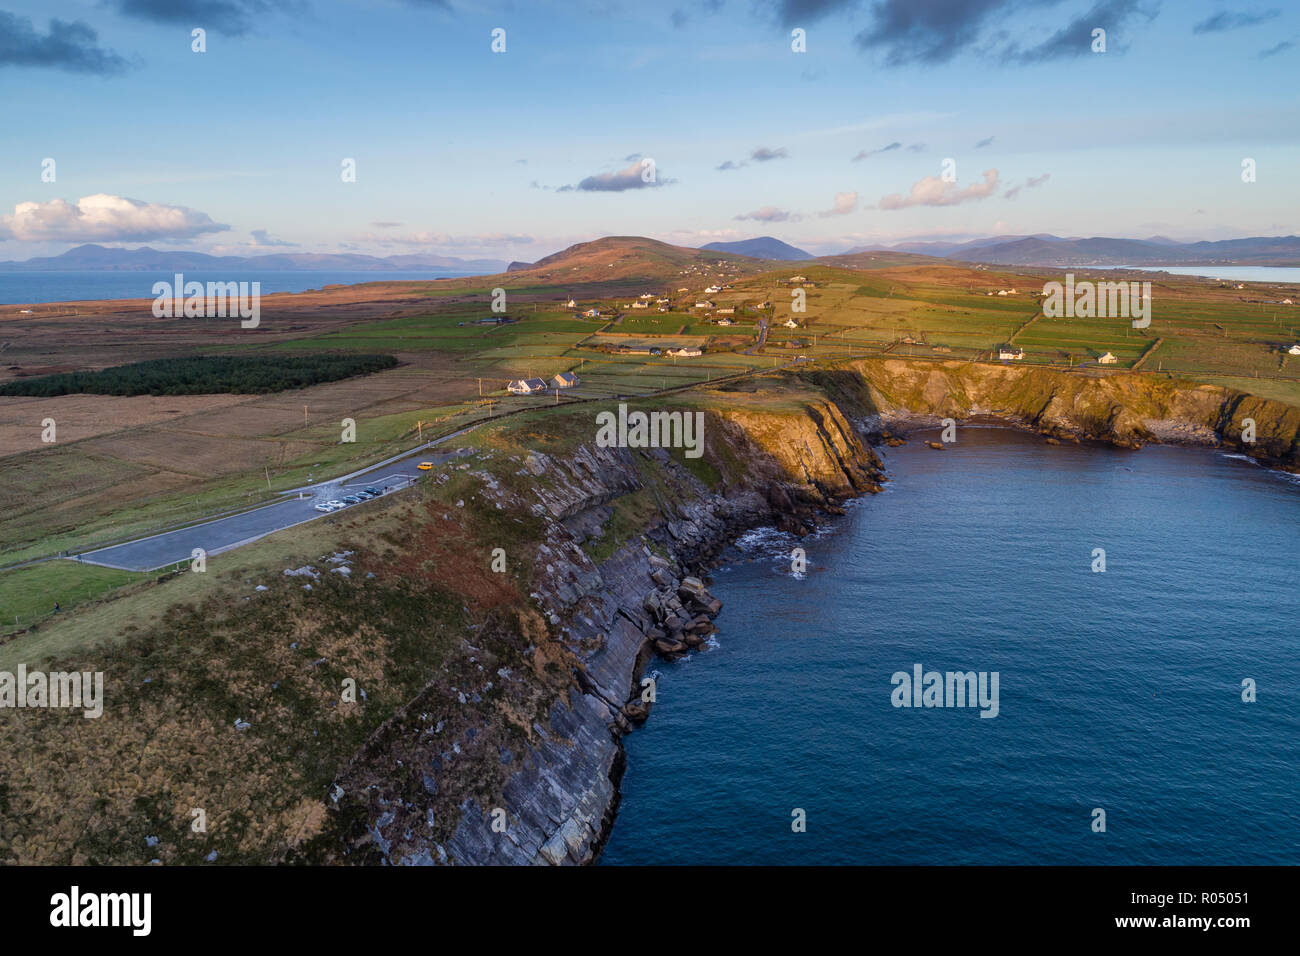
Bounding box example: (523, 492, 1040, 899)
(783, 318, 799, 329)
(705, 285, 722, 293)
(997, 346, 1024, 361)
(716, 317, 736, 327)
(1288, 344, 1300, 355)
(564, 298, 577, 308)
(631, 301, 649, 309)
(694, 300, 715, 309)
(583, 308, 603, 318)
(1098, 351, 1118, 364)
(551, 371, 580, 389)
(507, 377, 549, 394)
(715, 307, 735, 315)
(788, 275, 807, 283)
(667, 346, 702, 357)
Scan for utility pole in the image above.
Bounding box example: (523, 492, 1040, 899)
(265, 464, 271, 491)
(303, 405, 308, 426)
(478, 378, 482, 396)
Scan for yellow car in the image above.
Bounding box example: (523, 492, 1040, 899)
(417, 461, 433, 471)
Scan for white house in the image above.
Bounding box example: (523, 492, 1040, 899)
(789, 275, 807, 283)
(1283, 298, 1294, 305)
(716, 317, 736, 327)
(1288, 344, 1300, 355)
(667, 347, 702, 357)
(694, 300, 715, 309)
(551, 371, 580, 389)
(705, 285, 721, 294)
(631, 301, 649, 309)
(1098, 351, 1118, 364)
(638, 293, 655, 300)
(508, 377, 549, 394)
(783, 318, 799, 329)
(715, 307, 735, 315)
(997, 346, 1024, 360)
(583, 308, 602, 318)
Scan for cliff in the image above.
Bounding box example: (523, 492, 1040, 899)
(798, 359, 1300, 470)
(327, 394, 884, 865)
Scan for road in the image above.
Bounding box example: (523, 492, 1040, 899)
(76, 442, 474, 572)
(64, 366, 800, 573)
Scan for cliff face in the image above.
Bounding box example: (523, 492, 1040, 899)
(346, 399, 884, 865)
(819, 359, 1300, 469)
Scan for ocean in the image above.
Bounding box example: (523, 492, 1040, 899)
(0, 270, 484, 306)
(1103, 265, 1300, 283)
(599, 426, 1300, 865)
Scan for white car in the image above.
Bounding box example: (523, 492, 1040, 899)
(325, 499, 347, 509)
(313, 503, 333, 513)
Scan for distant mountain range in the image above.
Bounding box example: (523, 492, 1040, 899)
(848, 235, 1300, 267)
(700, 237, 813, 260)
(0, 244, 507, 274)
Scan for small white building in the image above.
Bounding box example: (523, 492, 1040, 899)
(997, 346, 1024, 361)
(789, 275, 807, 283)
(694, 300, 715, 309)
(715, 307, 735, 315)
(1098, 351, 1118, 364)
(508, 377, 549, 394)
(668, 347, 702, 357)
(1283, 298, 1294, 305)
(1288, 344, 1300, 355)
(631, 301, 649, 309)
(564, 298, 577, 308)
(716, 317, 736, 327)
(783, 318, 799, 329)
(705, 285, 721, 294)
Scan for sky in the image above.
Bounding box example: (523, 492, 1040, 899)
(0, 0, 1297, 263)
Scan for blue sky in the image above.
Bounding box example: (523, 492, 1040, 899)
(1, 0, 1297, 262)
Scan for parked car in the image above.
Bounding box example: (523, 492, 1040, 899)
(417, 461, 434, 471)
(325, 499, 346, 509)
(313, 503, 334, 513)
(342, 495, 362, 504)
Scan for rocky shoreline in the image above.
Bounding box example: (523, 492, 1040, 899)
(362, 361, 1300, 865)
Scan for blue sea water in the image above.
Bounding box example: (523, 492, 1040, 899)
(0, 270, 483, 306)
(1102, 265, 1300, 283)
(600, 426, 1300, 865)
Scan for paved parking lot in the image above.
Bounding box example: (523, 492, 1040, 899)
(77, 445, 472, 571)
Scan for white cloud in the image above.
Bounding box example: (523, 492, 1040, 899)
(0, 194, 228, 242)
(877, 169, 1000, 210)
(734, 206, 801, 223)
(819, 191, 859, 217)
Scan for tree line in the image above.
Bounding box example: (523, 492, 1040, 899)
(0, 353, 399, 397)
